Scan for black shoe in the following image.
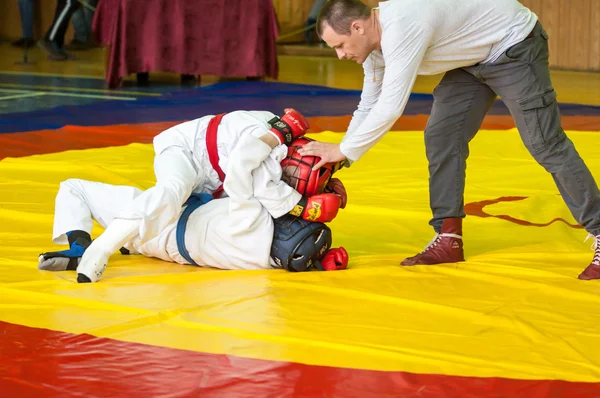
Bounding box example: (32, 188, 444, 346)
(38, 39, 69, 61)
(11, 37, 36, 48)
(181, 74, 198, 86)
(137, 72, 150, 85)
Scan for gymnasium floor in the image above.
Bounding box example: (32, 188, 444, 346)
(1, 42, 600, 397)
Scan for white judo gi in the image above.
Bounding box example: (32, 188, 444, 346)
(51, 131, 298, 270)
(77, 111, 301, 246)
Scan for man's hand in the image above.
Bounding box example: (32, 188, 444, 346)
(297, 141, 346, 170)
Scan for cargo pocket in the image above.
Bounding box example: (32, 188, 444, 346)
(517, 90, 565, 154)
(505, 39, 531, 62)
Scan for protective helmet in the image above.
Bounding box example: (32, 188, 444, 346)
(270, 213, 332, 272)
(280, 137, 343, 196)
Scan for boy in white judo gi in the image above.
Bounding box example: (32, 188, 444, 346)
(38, 110, 349, 282)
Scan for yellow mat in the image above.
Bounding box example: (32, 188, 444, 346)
(1, 129, 599, 382)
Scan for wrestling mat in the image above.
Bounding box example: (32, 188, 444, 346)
(1, 82, 599, 397)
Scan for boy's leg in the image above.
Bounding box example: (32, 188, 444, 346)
(39, 179, 143, 271)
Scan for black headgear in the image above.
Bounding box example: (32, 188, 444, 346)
(270, 214, 332, 272)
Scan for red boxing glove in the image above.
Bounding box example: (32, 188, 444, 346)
(320, 247, 349, 271)
(325, 178, 347, 209)
(269, 108, 310, 146)
(289, 193, 342, 223)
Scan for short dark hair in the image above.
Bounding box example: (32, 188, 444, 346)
(317, 0, 371, 37)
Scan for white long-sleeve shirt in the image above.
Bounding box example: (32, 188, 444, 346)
(341, 0, 538, 162)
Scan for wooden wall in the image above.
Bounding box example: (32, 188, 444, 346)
(272, 0, 600, 72)
(1, 1, 598, 72)
(273, 0, 378, 42)
(520, 0, 600, 71)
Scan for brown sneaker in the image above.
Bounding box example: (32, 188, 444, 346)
(578, 234, 600, 280)
(401, 218, 465, 266)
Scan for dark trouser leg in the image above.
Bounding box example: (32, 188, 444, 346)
(44, 0, 80, 48)
(425, 69, 497, 232)
(18, 0, 35, 39)
(479, 22, 600, 235)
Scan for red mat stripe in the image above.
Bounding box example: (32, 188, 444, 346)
(0, 321, 598, 398)
(1, 115, 600, 161)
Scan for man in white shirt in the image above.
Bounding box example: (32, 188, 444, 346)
(298, 0, 600, 280)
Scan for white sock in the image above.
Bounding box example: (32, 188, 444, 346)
(76, 218, 140, 283)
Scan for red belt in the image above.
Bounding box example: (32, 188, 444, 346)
(206, 113, 226, 198)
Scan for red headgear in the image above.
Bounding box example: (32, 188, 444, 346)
(280, 137, 343, 196)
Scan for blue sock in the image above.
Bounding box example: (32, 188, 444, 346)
(48, 230, 92, 270)
(65, 230, 92, 257)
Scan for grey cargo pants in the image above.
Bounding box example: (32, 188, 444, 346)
(425, 21, 600, 235)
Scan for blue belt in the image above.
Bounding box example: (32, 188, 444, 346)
(176, 192, 214, 265)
